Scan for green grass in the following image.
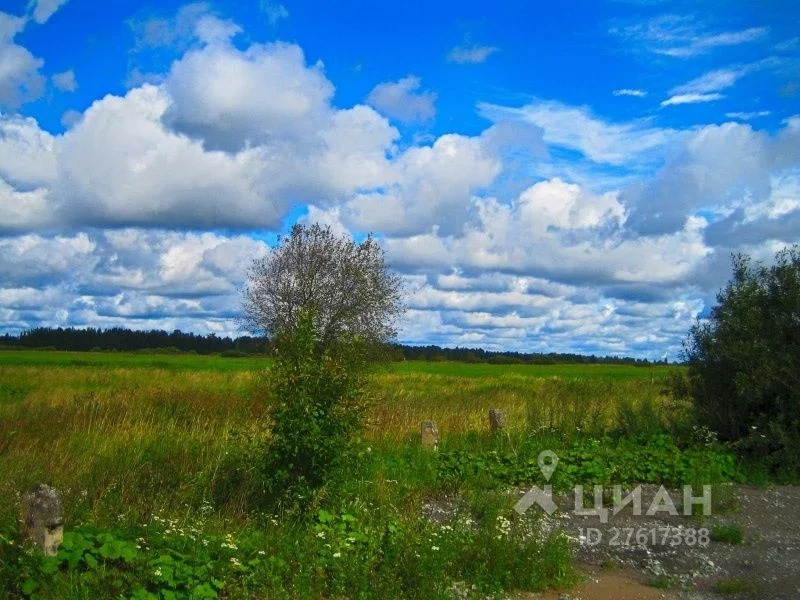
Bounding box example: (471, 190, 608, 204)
(388, 359, 669, 380)
(711, 524, 745, 545)
(0, 349, 693, 520)
(0, 348, 674, 378)
(0, 349, 269, 372)
(714, 577, 756, 595)
(0, 349, 709, 599)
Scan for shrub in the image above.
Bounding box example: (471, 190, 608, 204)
(259, 312, 370, 508)
(685, 246, 800, 474)
(710, 524, 744, 545)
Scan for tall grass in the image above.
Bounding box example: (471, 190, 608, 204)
(3, 351, 724, 599)
(0, 351, 681, 525)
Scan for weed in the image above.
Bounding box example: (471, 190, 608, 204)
(714, 577, 756, 595)
(711, 524, 745, 545)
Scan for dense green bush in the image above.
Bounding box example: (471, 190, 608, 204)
(260, 312, 370, 508)
(685, 246, 800, 474)
(438, 433, 740, 490)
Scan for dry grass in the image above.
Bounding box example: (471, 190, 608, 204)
(0, 354, 681, 523)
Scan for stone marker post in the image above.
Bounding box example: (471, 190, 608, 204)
(21, 484, 64, 556)
(489, 408, 506, 431)
(421, 420, 439, 449)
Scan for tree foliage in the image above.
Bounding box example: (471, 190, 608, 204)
(246, 225, 403, 506)
(685, 245, 800, 470)
(243, 224, 403, 351)
(2, 327, 266, 354)
(260, 311, 369, 507)
(2, 327, 658, 365)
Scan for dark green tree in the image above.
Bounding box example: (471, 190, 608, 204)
(685, 245, 800, 471)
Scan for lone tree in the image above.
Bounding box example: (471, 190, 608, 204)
(243, 223, 403, 352)
(685, 245, 800, 473)
(243, 224, 403, 505)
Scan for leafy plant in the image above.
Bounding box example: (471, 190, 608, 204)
(710, 524, 744, 545)
(685, 245, 800, 474)
(438, 434, 740, 490)
(259, 312, 370, 508)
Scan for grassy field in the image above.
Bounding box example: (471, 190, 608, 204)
(2, 349, 733, 599)
(0, 348, 662, 377)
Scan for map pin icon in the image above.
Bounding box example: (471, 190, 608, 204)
(538, 450, 558, 482)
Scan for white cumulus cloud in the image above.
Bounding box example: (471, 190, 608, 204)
(367, 76, 437, 123)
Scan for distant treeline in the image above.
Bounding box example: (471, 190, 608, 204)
(0, 327, 660, 365)
(395, 344, 659, 365)
(0, 327, 267, 355)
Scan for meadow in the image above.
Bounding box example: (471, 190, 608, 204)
(0, 350, 738, 599)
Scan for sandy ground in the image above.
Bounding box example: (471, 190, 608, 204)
(426, 485, 800, 599)
(523, 566, 682, 600)
(536, 485, 800, 599)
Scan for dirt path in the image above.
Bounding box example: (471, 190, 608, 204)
(538, 485, 800, 599)
(425, 485, 800, 599)
(523, 566, 682, 599)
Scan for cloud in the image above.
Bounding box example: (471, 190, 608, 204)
(725, 110, 771, 120)
(614, 15, 767, 58)
(1, 33, 403, 232)
(0, 229, 268, 336)
(0, 12, 46, 109)
(374, 175, 713, 355)
(28, 0, 69, 24)
(129, 2, 216, 51)
(613, 88, 647, 97)
(163, 38, 334, 151)
(671, 66, 749, 95)
(479, 99, 677, 165)
(366, 76, 437, 123)
(668, 27, 767, 57)
(622, 119, 800, 236)
(775, 37, 800, 52)
(703, 174, 800, 247)
(0, 114, 57, 188)
(447, 45, 497, 64)
(51, 69, 77, 91)
(661, 92, 724, 106)
(60, 109, 81, 127)
(664, 58, 782, 106)
(260, 1, 288, 25)
(339, 132, 500, 236)
(1, 10, 797, 358)
(384, 177, 707, 288)
(51, 85, 288, 230)
(663, 58, 786, 107)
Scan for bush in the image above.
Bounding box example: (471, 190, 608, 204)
(260, 312, 370, 508)
(710, 524, 744, 545)
(685, 246, 800, 474)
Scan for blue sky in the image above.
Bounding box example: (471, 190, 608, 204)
(0, 0, 799, 358)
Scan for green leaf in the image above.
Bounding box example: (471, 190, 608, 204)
(21, 579, 39, 595)
(40, 556, 60, 576)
